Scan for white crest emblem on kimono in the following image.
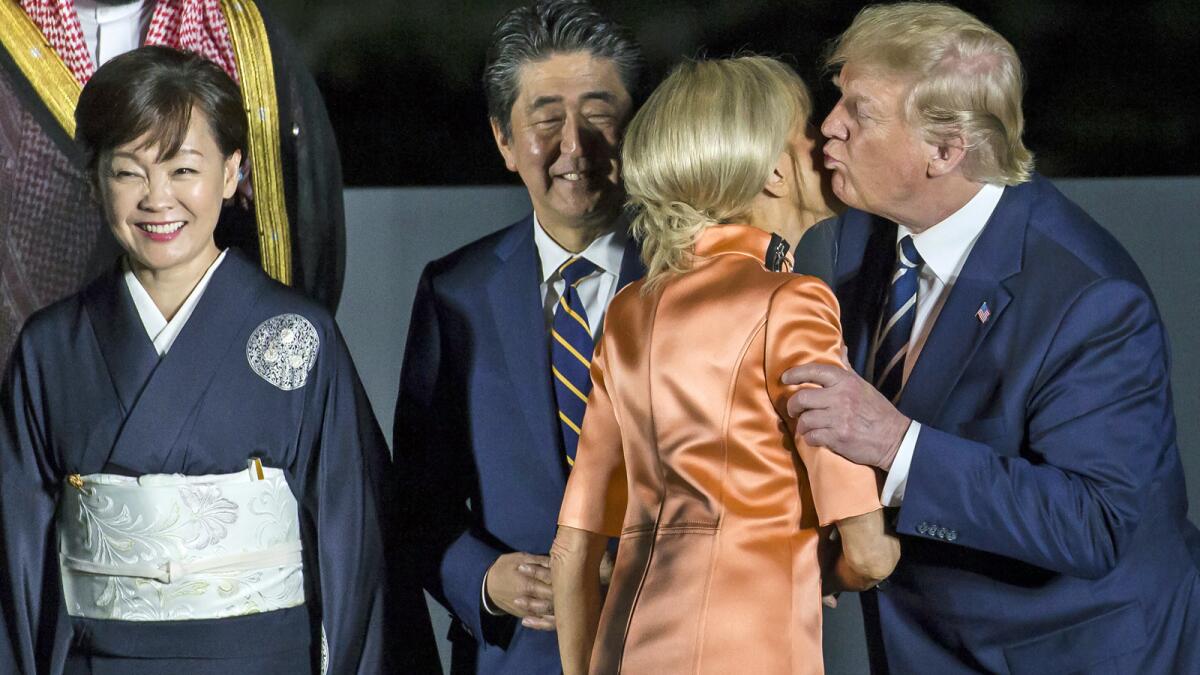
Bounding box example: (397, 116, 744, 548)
(247, 314, 320, 390)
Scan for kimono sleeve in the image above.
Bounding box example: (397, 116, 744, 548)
(764, 276, 882, 526)
(0, 333, 69, 674)
(559, 338, 627, 538)
(297, 326, 435, 674)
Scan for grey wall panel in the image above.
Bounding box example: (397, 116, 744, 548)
(1056, 178, 1200, 508)
(339, 186, 531, 671)
(338, 186, 532, 432)
(339, 178, 1200, 674)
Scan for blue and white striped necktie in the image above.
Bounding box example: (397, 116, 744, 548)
(873, 235, 924, 402)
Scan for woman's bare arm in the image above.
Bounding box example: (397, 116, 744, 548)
(550, 525, 609, 675)
(830, 508, 900, 592)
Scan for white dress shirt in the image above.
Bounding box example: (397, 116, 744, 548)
(124, 250, 228, 356)
(74, 0, 153, 69)
(879, 183, 1005, 506)
(533, 212, 628, 340)
(481, 213, 628, 616)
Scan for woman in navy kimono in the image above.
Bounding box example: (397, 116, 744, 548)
(0, 46, 436, 674)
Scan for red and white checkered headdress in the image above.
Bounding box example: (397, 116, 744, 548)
(19, 0, 238, 84)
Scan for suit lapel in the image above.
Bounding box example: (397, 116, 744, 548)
(834, 211, 896, 374)
(898, 279, 1012, 422)
(898, 184, 1031, 423)
(616, 233, 645, 291)
(486, 218, 564, 485)
(105, 251, 267, 472)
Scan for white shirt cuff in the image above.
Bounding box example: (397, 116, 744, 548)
(880, 421, 921, 507)
(481, 567, 506, 616)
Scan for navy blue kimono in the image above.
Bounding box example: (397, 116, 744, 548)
(0, 250, 437, 674)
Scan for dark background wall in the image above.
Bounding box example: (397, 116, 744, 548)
(336, 179, 1200, 673)
(266, 0, 1200, 186)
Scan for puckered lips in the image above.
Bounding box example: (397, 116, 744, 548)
(135, 220, 186, 243)
(822, 148, 843, 170)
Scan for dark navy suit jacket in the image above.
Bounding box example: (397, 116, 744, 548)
(826, 175, 1200, 674)
(395, 215, 642, 674)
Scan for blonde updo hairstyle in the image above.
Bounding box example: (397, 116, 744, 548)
(622, 56, 812, 288)
(826, 2, 1034, 185)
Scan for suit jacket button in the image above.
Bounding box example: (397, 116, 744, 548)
(947, 529, 958, 542)
(937, 527, 948, 539)
(917, 522, 929, 535)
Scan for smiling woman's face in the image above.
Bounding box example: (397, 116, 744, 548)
(100, 107, 240, 276)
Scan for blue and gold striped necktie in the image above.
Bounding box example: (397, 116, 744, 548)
(551, 256, 599, 467)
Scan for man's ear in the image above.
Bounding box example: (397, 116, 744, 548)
(762, 151, 792, 199)
(490, 118, 518, 173)
(927, 135, 968, 178)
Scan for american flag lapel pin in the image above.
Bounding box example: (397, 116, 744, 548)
(975, 301, 991, 324)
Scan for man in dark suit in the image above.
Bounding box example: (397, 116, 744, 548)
(394, 1, 642, 672)
(785, 3, 1200, 673)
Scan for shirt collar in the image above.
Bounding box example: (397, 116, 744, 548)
(533, 211, 628, 284)
(74, 0, 148, 24)
(900, 182, 1004, 285)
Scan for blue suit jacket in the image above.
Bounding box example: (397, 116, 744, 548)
(395, 215, 643, 674)
(829, 175, 1200, 674)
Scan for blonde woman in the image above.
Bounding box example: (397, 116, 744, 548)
(549, 56, 900, 675)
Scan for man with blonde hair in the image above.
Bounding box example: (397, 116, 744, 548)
(785, 3, 1200, 672)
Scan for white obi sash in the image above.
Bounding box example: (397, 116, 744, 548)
(58, 463, 305, 621)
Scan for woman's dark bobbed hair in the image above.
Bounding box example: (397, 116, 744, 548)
(76, 45, 247, 179)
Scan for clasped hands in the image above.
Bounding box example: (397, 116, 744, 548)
(486, 549, 614, 631)
(781, 360, 910, 471)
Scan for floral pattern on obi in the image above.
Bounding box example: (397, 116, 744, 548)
(246, 313, 320, 391)
(57, 467, 305, 622)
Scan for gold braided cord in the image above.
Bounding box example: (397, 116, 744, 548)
(220, 0, 292, 286)
(0, 2, 82, 138)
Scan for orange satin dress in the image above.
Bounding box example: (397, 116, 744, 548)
(558, 224, 883, 674)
